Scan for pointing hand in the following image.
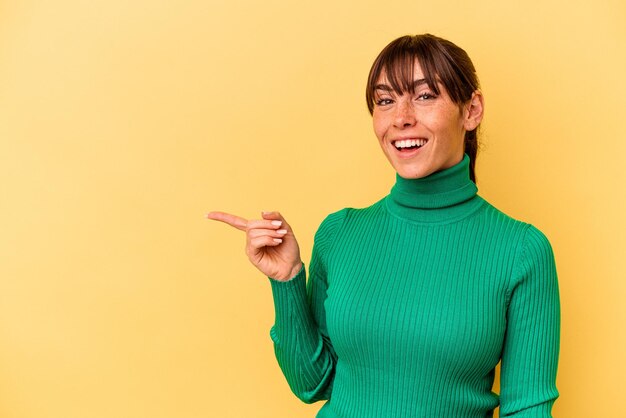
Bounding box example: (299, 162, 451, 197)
(206, 211, 303, 282)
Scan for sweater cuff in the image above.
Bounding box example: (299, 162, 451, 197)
(269, 262, 305, 283)
(501, 400, 554, 417)
(269, 263, 306, 301)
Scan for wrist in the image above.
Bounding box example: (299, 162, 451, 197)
(273, 261, 304, 282)
(287, 261, 304, 281)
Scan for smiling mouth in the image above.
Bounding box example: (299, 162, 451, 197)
(393, 139, 428, 151)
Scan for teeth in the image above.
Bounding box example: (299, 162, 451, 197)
(394, 139, 427, 149)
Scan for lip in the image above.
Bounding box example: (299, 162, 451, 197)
(391, 136, 428, 142)
(390, 138, 428, 159)
(393, 145, 423, 159)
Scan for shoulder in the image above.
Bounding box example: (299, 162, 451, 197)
(477, 198, 556, 248)
(318, 198, 386, 229)
(479, 198, 529, 230)
(476, 198, 556, 276)
(518, 224, 557, 274)
(481, 199, 555, 248)
(313, 208, 349, 253)
(487, 206, 558, 295)
(459, 198, 532, 254)
(315, 208, 348, 241)
(314, 199, 386, 247)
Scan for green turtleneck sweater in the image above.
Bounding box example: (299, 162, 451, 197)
(269, 155, 560, 417)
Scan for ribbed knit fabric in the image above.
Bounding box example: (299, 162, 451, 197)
(269, 155, 560, 418)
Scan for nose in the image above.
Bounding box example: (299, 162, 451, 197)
(393, 98, 417, 128)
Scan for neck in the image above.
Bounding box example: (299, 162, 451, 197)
(385, 154, 484, 224)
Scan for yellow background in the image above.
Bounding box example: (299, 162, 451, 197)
(1, 0, 624, 417)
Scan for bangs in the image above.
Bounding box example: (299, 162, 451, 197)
(366, 36, 441, 114)
(366, 34, 478, 114)
(377, 45, 440, 98)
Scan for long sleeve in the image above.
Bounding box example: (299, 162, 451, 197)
(268, 210, 345, 403)
(499, 225, 561, 417)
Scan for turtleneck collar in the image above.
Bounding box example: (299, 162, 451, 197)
(385, 154, 485, 224)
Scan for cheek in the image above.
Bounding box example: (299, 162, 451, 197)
(431, 110, 465, 140)
(372, 113, 387, 141)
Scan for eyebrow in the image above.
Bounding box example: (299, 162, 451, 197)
(375, 78, 428, 92)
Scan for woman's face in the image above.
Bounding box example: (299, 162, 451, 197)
(372, 60, 482, 179)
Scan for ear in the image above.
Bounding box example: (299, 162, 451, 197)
(463, 90, 484, 131)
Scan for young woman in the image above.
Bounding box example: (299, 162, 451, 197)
(208, 34, 560, 418)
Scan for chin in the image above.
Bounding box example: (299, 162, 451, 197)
(390, 160, 433, 179)
(395, 167, 431, 179)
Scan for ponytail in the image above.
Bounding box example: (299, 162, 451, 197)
(464, 129, 478, 183)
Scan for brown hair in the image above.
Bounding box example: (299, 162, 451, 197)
(365, 34, 481, 182)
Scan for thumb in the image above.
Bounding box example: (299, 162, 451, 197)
(262, 211, 293, 231)
(261, 210, 284, 222)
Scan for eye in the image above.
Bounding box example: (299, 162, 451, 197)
(416, 92, 437, 101)
(375, 98, 394, 106)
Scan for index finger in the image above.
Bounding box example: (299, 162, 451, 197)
(206, 211, 249, 231)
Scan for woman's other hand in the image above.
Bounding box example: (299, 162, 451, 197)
(206, 211, 303, 282)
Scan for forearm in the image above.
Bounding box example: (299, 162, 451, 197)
(269, 265, 335, 403)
